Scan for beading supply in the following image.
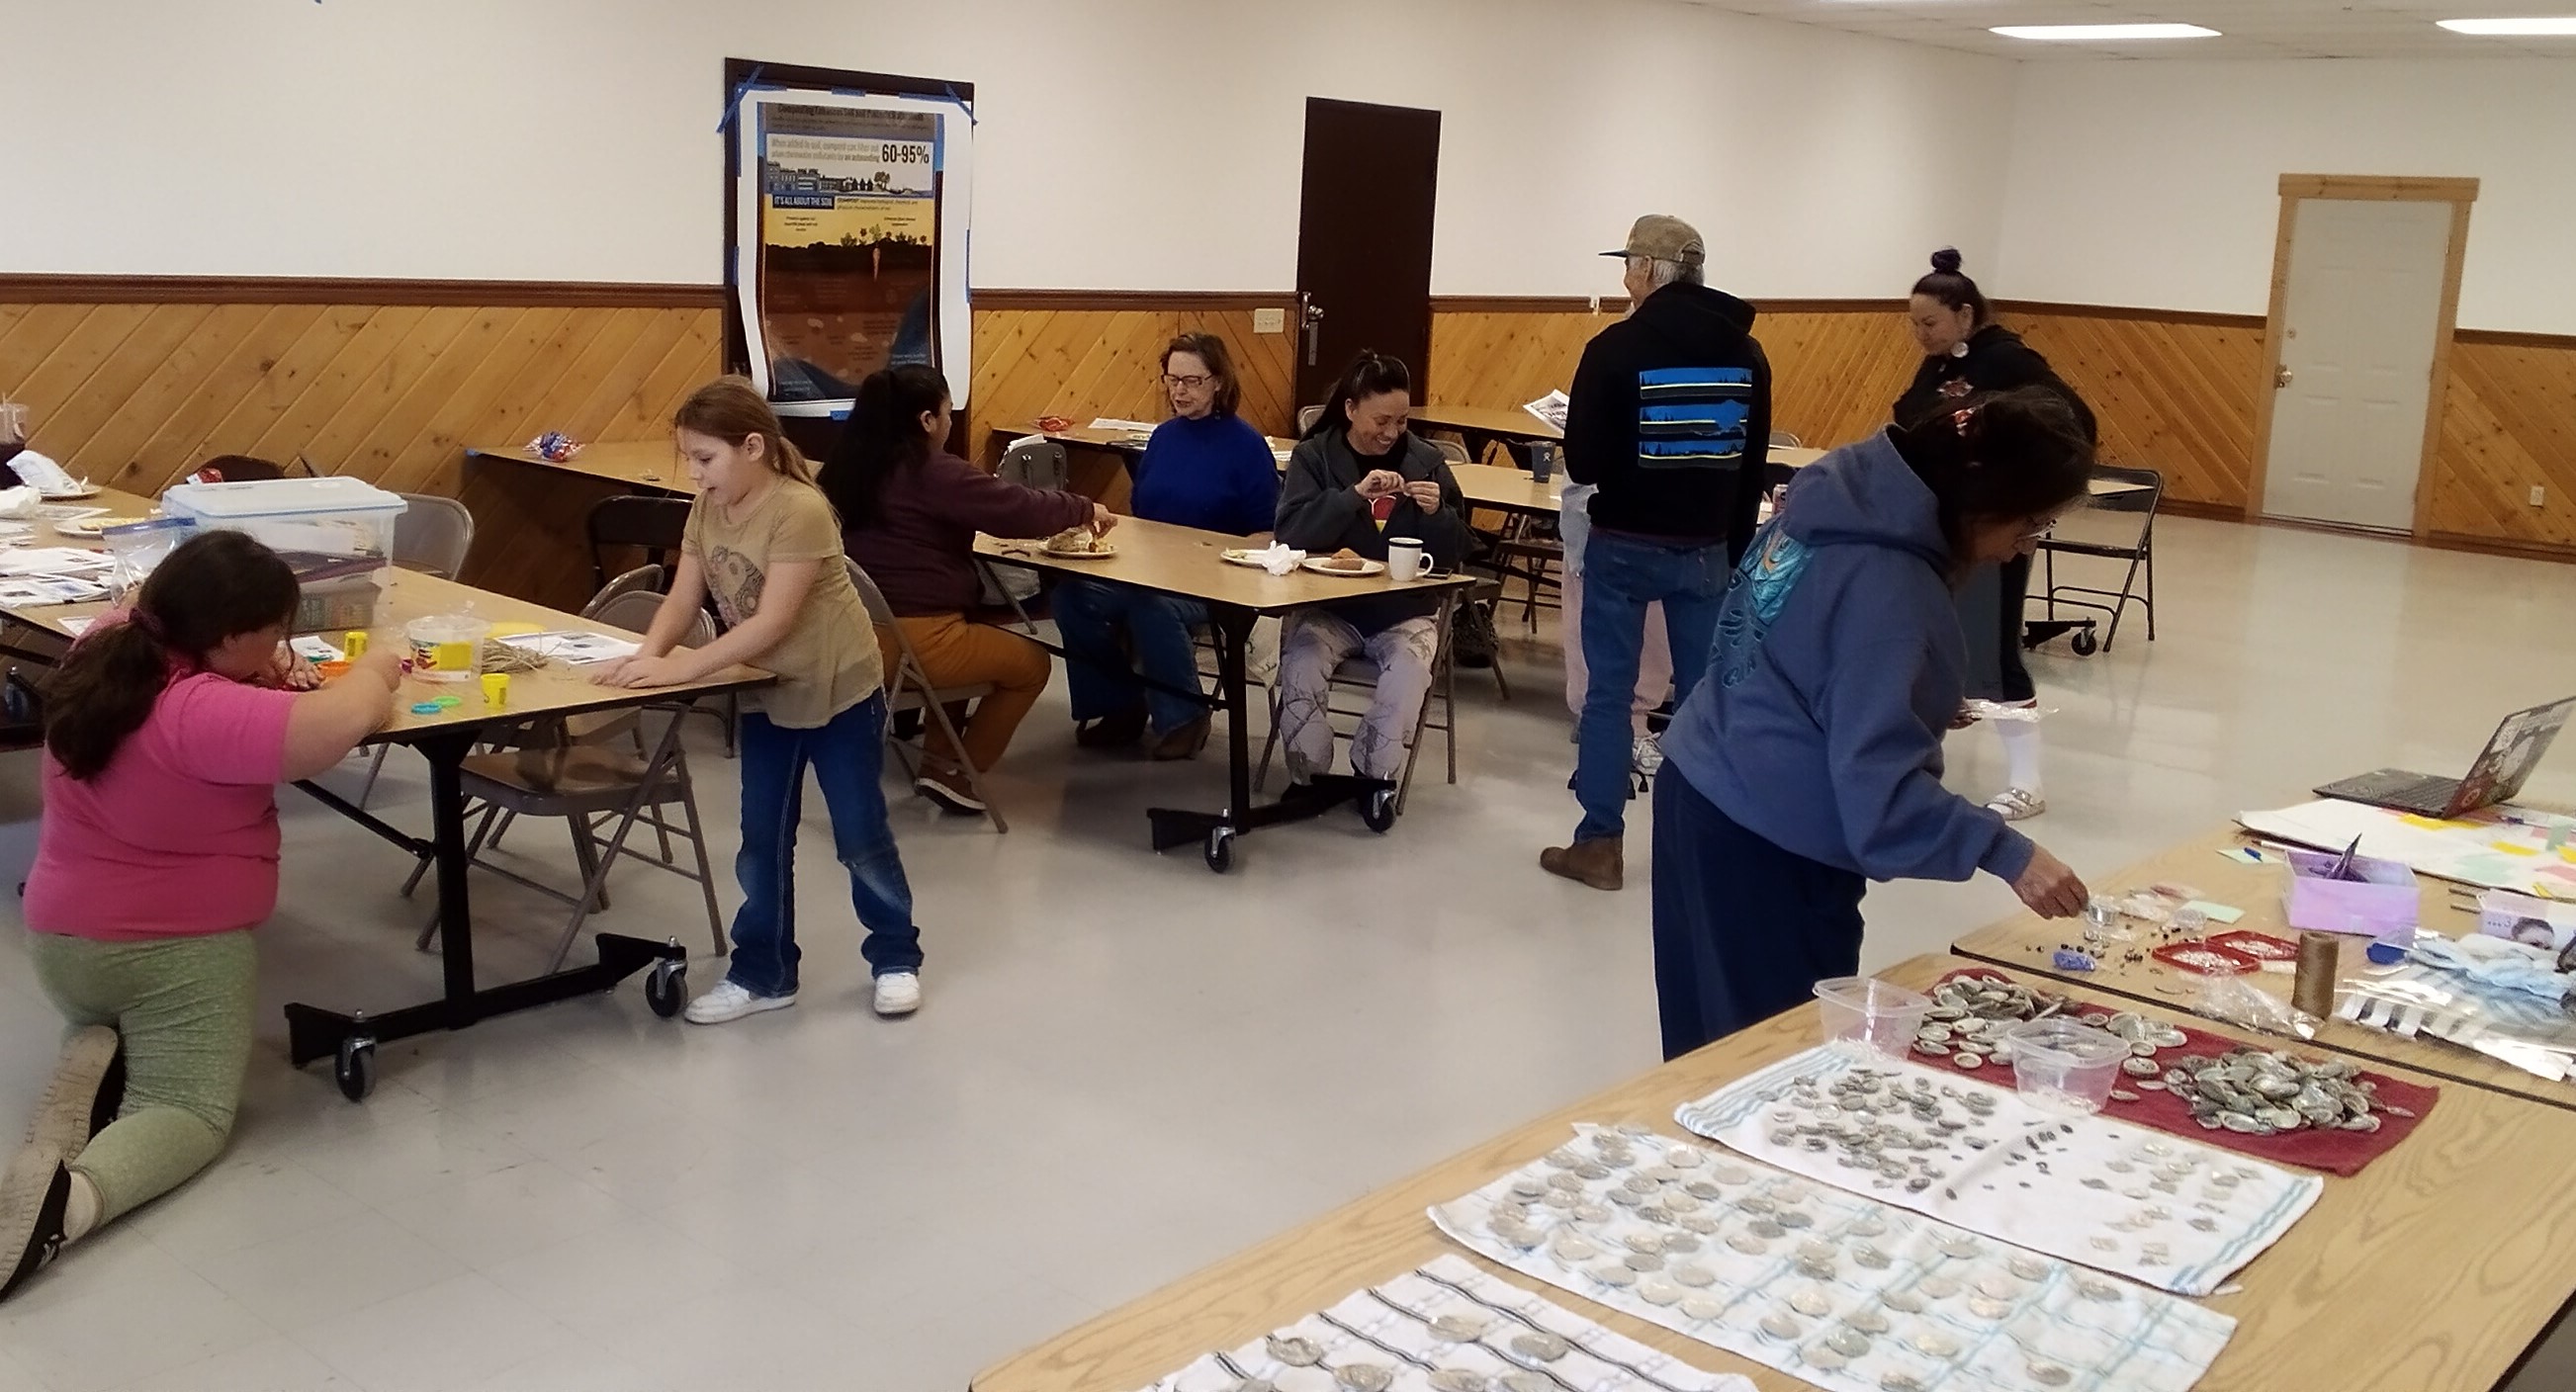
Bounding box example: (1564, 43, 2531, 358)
(1432, 1125, 2235, 1392)
(1131, 1254, 1756, 1392)
(1673, 1045, 2322, 1295)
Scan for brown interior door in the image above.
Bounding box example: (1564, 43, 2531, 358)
(1293, 98, 1442, 414)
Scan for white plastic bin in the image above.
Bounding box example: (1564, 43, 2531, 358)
(161, 478, 405, 566)
(161, 478, 407, 632)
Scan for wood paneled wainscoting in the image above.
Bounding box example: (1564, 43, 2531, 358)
(0, 277, 724, 609)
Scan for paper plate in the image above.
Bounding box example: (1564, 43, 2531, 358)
(1042, 544, 1117, 560)
(41, 486, 101, 501)
(1300, 557, 1385, 577)
(54, 514, 148, 538)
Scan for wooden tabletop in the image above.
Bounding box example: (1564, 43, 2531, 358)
(975, 516, 1474, 616)
(1952, 822, 2576, 1112)
(467, 441, 695, 495)
(973, 952, 2576, 1392)
(1411, 403, 1564, 442)
(16, 569, 766, 741)
(1451, 463, 1565, 516)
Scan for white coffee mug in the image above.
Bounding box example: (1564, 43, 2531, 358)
(1385, 537, 1428, 581)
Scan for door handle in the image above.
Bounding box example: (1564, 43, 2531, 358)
(2275, 366, 2294, 390)
(1301, 303, 1325, 368)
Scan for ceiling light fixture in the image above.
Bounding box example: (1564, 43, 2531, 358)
(2437, 16, 2576, 34)
(1989, 23, 2222, 41)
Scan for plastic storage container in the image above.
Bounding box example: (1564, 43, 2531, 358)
(1813, 977, 1934, 1058)
(162, 478, 406, 633)
(2283, 848, 2420, 941)
(405, 614, 489, 683)
(2004, 1018, 2129, 1115)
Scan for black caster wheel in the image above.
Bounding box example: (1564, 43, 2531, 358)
(334, 1037, 377, 1102)
(645, 960, 686, 1018)
(2070, 629, 2099, 656)
(1361, 788, 1398, 834)
(1203, 827, 1236, 873)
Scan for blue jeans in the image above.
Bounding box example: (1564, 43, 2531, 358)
(1055, 578, 1210, 737)
(1573, 529, 1729, 842)
(729, 694, 921, 996)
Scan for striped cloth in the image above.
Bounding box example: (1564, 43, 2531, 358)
(1133, 1254, 1753, 1392)
(1433, 1125, 2237, 1392)
(1673, 1044, 2320, 1297)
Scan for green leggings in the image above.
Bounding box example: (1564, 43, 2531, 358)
(29, 930, 256, 1226)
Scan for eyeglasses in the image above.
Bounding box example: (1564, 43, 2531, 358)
(1161, 374, 1214, 390)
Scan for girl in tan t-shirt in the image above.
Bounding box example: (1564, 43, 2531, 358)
(594, 378, 924, 1023)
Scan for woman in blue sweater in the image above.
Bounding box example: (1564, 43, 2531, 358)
(1059, 333, 1281, 758)
(1651, 389, 2094, 1059)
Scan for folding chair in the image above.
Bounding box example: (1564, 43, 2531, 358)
(392, 494, 476, 579)
(1768, 429, 1805, 448)
(999, 437, 1071, 491)
(1254, 595, 1463, 815)
(400, 592, 728, 972)
(1296, 405, 1324, 434)
(585, 494, 692, 592)
(1432, 438, 1472, 467)
(2040, 464, 2163, 653)
(848, 561, 1009, 833)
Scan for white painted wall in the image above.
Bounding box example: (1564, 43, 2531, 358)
(0, 0, 2010, 300)
(1995, 57, 2576, 334)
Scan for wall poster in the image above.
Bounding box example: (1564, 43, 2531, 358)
(732, 87, 973, 414)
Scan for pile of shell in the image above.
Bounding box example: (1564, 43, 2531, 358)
(2158, 1048, 2414, 1135)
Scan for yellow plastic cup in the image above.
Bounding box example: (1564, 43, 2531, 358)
(481, 672, 510, 707)
(343, 630, 369, 657)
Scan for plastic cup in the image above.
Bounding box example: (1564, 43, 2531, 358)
(404, 614, 489, 683)
(343, 629, 369, 657)
(481, 672, 510, 707)
(1812, 977, 1934, 1058)
(2003, 1018, 2130, 1115)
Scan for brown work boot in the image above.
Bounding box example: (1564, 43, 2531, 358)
(1541, 837, 1624, 891)
(1148, 716, 1211, 761)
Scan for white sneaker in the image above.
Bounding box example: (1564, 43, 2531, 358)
(683, 980, 797, 1025)
(872, 972, 922, 1017)
(1632, 732, 1666, 777)
(1986, 787, 2047, 822)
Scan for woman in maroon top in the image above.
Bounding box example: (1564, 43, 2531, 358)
(822, 365, 1110, 814)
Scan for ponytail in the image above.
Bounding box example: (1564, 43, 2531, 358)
(43, 530, 301, 780)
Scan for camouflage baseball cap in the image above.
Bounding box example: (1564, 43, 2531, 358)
(1600, 215, 1706, 266)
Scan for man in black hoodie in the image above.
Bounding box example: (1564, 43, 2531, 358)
(1543, 215, 1772, 892)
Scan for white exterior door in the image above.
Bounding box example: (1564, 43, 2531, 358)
(2262, 198, 2452, 532)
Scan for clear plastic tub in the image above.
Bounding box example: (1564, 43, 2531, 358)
(2005, 1018, 2130, 1115)
(1813, 977, 1934, 1057)
(405, 614, 489, 683)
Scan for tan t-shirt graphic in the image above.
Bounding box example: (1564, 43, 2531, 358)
(683, 478, 882, 729)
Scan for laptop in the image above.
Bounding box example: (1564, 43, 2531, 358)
(2316, 695, 2576, 819)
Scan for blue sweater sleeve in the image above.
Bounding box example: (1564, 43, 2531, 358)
(1225, 419, 1282, 536)
(1813, 572, 2034, 884)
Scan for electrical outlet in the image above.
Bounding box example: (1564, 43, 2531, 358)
(2532, 485, 2548, 507)
(1252, 307, 1286, 334)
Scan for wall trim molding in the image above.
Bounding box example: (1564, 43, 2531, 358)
(969, 289, 1293, 310)
(2456, 326, 2576, 350)
(1997, 300, 2266, 329)
(0, 274, 726, 307)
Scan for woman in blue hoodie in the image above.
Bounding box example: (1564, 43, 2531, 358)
(1651, 388, 2095, 1058)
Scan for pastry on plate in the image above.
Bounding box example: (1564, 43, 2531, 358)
(1047, 527, 1106, 554)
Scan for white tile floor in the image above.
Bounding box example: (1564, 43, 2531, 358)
(6, 515, 2576, 1391)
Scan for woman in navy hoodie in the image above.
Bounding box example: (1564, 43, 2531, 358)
(1651, 388, 2095, 1059)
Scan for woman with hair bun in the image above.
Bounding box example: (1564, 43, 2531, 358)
(1894, 248, 2095, 824)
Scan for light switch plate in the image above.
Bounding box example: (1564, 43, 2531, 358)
(1253, 307, 1286, 334)
(2532, 485, 2548, 507)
